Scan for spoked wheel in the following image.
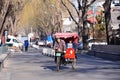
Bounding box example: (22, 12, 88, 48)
(72, 58, 76, 69)
(56, 56, 61, 71)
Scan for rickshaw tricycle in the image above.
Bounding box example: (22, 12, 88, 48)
(54, 33, 78, 71)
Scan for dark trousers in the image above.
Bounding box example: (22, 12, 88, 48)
(25, 46, 28, 51)
(55, 53, 65, 64)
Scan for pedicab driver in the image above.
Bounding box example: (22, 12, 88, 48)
(54, 38, 66, 63)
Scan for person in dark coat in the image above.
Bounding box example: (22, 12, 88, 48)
(24, 40, 29, 52)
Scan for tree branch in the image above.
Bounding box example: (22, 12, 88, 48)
(77, 0, 82, 10)
(61, 0, 78, 25)
(87, 0, 96, 7)
(67, 0, 79, 17)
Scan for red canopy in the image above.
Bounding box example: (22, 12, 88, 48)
(54, 33, 78, 39)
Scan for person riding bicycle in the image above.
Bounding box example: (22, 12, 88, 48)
(54, 38, 66, 63)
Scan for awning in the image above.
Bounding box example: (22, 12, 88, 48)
(54, 33, 78, 39)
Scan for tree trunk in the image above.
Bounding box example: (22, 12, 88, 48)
(0, 0, 10, 35)
(103, 0, 112, 45)
(82, 4, 89, 49)
(82, 22, 89, 49)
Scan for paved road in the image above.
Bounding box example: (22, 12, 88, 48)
(0, 48, 120, 80)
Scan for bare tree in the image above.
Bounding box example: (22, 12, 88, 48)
(34, 0, 62, 37)
(0, 0, 25, 36)
(61, 0, 96, 49)
(0, 0, 10, 35)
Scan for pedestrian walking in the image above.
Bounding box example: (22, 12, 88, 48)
(24, 40, 29, 52)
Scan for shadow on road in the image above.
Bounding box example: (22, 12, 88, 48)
(72, 66, 120, 73)
(41, 65, 69, 71)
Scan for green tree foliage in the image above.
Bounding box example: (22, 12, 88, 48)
(95, 11, 106, 39)
(96, 11, 105, 31)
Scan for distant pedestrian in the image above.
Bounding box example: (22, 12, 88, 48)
(35, 39, 39, 45)
(24, 40, 29, 52)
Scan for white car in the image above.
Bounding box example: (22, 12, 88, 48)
(88, 39, 107, 50)
(6, 35, 24, 50)
(46, 41, 53, 48)
(38, 41, 46, 46)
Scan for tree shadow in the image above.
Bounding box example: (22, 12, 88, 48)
(76, 54, 120, 66)
(41, 65, 70, 71)
(73, 66, 120, 73)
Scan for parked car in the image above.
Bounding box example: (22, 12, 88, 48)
(6, 35, 24, 50)
(38, 40, 46, 46)
(88, 39, 107, 50)
(46, 41, 53, 48)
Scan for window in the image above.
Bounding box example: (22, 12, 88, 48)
(6, 38, 11, 42)
(13, 39, 19, 43)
